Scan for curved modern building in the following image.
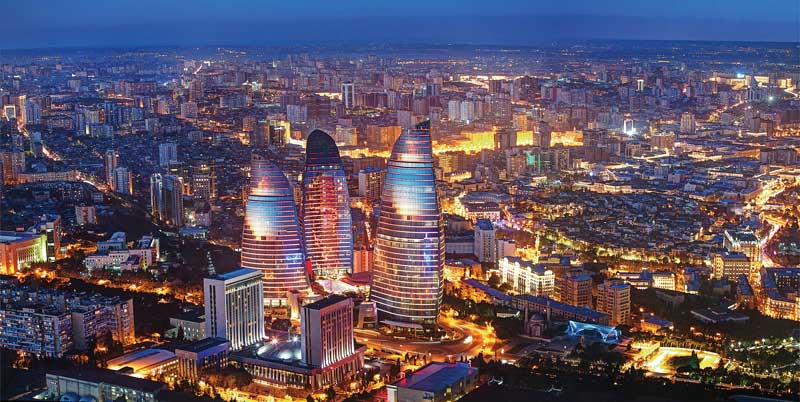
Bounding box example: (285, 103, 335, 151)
(302, 129, 353, 279)
(241, 154, 308, 306)
(371, 121, 444, 335)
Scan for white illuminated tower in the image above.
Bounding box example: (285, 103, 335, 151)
(370, 121, 444, 335)
(241, 154, 308, 306)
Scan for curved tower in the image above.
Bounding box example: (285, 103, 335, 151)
(241, 154, 308, 306)
(302, 129, 353, 279)
(371, 121, 443, 334)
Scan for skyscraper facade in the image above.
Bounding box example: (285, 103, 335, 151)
(371, 121, 444, 334)
(302, 129, 353, 279)
(104, 149, 118, 189)
(150, 173, 184, 227)
(241, 154, 308, 306)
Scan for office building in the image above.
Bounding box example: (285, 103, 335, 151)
(175, 337, 231, 382)
(241, 155, 308, 306)
(158, 142, 177, 166)
(203, 268, 265, 351)
(596, 280, 631, 326)
(104, 149, 118, 188)
(27, 214, 61, 262)
(150, 173, 184, 228)
(711, 251, 752, 280)
(498, 257, 555, 297)
(302, 129, 353, 279)
(371, 121, 444, 334)
(300, 295, 355, 370)
(0, 231, 47, 274)
(233, 296, 366, 391)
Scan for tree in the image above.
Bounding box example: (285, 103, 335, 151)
(488, 274, 501, 288)
(325, 386, 336, 401)
(176, 326, 185, 341)
(307, 395, 315, 402)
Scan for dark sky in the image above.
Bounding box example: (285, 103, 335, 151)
(2, 0, 798, 49)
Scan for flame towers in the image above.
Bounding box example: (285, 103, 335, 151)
(241, 154, 308, 307)
(302, 129, 353, 279)
(371, 121, 444, 334)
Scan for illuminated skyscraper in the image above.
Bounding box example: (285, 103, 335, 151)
(104, 149, 118, 188)
(371, 121, 444, 334)
(302, 129, 353, 279)
(241, 154, 308, 306)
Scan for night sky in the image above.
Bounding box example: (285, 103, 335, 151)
(2, 0, 797, 49)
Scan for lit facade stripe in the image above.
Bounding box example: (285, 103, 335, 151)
(370, 121, 443, 332)
(302, 129, 353, 279)
(241, 154, 308, 306)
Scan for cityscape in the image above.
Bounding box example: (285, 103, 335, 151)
(0, 2, 799, 402)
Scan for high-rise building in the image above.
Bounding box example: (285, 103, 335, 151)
(300, 295, 355, 369)
(241, 155, 308, 306)
(104, 149, 118, 188)
(357, 167, 386, 202)
(371, 121, 444, 334)
(150, 173, 184, 228)
(0, 150, 25, 184)
(597, 279, 631, 326)
(341, 82, 355, 109)
(473, 219, 496, 263)
(560, 273, 593, 308)
(112, 167, 133, 195)
(159, 142, 178, 166)
(302, 130, 353, 279)
(680, 112, 696, 134)
(203, 268, 265, 351)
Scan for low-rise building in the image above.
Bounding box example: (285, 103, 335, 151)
(387, 362, 478, 402)
(46, 367, 165, 402)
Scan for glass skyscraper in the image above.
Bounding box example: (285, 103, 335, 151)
(371, 121, 444, 334)
(241, 154, 308, 306)
(302, 129, 353, 279)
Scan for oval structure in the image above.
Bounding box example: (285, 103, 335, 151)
(370, 121, 443, 335)
(302, 129, 353, 279)
(241, 154, 308, 306)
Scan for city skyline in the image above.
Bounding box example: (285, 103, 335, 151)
(0, 3, 798, 400)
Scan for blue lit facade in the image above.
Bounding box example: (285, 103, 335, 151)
(302, 130, 353, 279)
(371, 121, 443, 334)
(241, 154, 308, 306)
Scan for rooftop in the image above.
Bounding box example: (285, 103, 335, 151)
(303, 294, 350, 310)
(212, 267, 260, 281)
(47, 367, 164, 392)
(176, 337, 230, 353)
(391, 362, 476, 393)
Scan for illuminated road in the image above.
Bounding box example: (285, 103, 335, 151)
(642, 347, 721, 375)
(355, 313, 497, 362)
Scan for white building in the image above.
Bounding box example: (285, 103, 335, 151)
(498, 257, 555, 297)
(300, 295, 355, 369)
(204, 268, 265, 351)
